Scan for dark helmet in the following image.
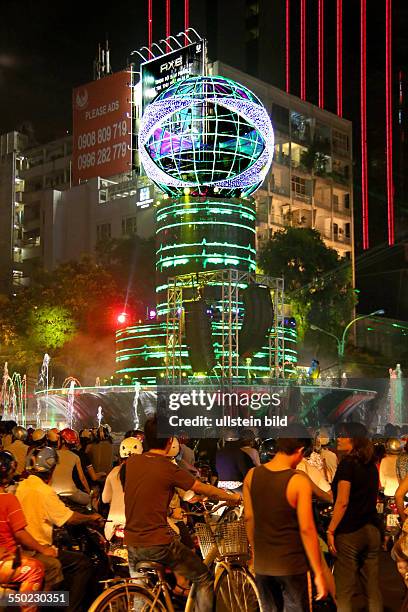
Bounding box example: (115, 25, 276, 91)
(259, 438, 278, 464)
(26, 446, 58, 473)
(0, 450, 17, 483)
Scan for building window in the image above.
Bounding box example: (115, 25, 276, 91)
(333, 194, 339, 210)
(345, 223, 350, 238)
(291, 175, 306, 197)
(271, 104, 289, 132)
(344, 193, 350, 209)
(333, 130, 349, 155)
(96, 223, 111, 241)
(121, 216, 137, 235)
(99, 189, 108, 204)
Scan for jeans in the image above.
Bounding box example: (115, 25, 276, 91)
(255, 572, 311, 612)
(128, 539, 213, 612)
(334, 523, 383, 612)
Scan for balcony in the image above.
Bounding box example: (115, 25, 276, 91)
(291, 191, 312, 205)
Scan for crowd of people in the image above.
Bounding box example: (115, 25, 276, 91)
(0, 417, 407, 611)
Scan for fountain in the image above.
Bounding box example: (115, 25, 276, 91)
(0, 363, 27, 425)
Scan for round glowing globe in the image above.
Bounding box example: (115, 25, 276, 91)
(139, 75, 274, 197)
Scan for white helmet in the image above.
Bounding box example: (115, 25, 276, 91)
(167, 437, 180, 458)
(120, 437, 143, 459)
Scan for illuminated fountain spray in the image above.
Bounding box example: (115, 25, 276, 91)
(0, 363, 17, 421)
(97, 405, 103, 428)
(0, 364, 28, 425)
(67, 380, 75, 429)
(38, 353, 51, 424)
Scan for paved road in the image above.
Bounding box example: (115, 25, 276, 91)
(351, 551, 406, 611)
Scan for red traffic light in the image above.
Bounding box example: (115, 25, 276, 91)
(117, 312, 128, 325)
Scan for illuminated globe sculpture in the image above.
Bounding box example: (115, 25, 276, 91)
(115, 76, 297, 384)
(138, 75, 274, 198)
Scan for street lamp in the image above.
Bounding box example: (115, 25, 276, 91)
(310, 309, 385, 381)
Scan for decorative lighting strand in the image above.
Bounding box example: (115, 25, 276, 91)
(318, 0, 324, 108)
(336, 0, 343, 116)
(286, 0, 290, 93)
(166, 0, 171, 52)
(148, 0, 153, 58)
(300, 0, 306, 100)
(386, 0, 395, 245)
(184, 0, 189, 46)
(361, 0, 369, 249)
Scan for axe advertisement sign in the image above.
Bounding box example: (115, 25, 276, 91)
(141, 41, 205, 111)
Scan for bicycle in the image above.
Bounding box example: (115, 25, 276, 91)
(88, 502, 262, 611)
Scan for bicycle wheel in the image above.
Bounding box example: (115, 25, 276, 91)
(88, 582, 167, 612)
(214, 565, 262, 612)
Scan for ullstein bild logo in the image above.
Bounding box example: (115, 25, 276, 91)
(75, 89, 88, 110)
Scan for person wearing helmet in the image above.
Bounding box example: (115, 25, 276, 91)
(46, 428, 60, 448)
(124, 417, 241, 612)
(74, 429, 105, 488)
(102, 437, 143, 540)
(16, 446, 102, 611)
(87, 424, 114, 474)
(51, 428, 91, 506)
(315, 428, 338, 483)
(4, 425, 28, 475)
(380, 438, 402, 497)
(31, 428, 47, 449)
(0, 449, 59, 611)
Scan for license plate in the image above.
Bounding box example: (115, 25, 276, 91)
(386, 514, 399, 528)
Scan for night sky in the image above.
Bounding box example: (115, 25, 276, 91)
(0, 0, 183, 141)
(1, 0, 407, 251)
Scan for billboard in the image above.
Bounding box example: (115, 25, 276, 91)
(141, 41, 205, 111)
(72, 71, 132, 185)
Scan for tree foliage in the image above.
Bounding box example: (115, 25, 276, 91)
(258, 227, 356, 340)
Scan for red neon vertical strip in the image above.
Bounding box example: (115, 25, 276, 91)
(166, 0, 171, 51)
(148, 0, 153, 58)
(300, 0, 306, 100)
(361, 0, 369, 249)
(336, 0, 343, 116)
(184, 0, 189, 46)
(318, 0, 324, 107)
(286, 0, 290, 93)
(386, 0, 395, 245)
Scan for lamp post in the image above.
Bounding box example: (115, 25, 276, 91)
(311, 309, 385, 382)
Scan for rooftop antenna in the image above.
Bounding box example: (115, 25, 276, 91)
(93, 39, 112, 80)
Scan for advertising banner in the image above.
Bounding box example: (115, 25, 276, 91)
(72, 70, 132, 184)
(141, 41, 205, 111)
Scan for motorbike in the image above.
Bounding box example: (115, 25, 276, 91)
(54, 495, 114, 580)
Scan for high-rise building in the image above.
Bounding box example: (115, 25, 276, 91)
(213, 63, 354, 269)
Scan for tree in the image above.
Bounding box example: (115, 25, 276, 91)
(28, 305, 76, 350)
(258, 227, 356, 340)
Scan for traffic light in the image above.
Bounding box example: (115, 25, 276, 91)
(117, 312, 128, 325)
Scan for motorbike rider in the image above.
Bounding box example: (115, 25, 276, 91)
(16, 446, 103, 612)
(87, 425, 113, 475)
(51, 428, 91, 506)
(380, 438, 402, 497)
(124, 416, 241, 612)
(102, 436, 143, 541)
(0, 450, 58, 612)
(4, 426, 29, 475)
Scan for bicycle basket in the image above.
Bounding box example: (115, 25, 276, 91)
(215, 520, 249, 557)
(195, 522, 219, 559)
